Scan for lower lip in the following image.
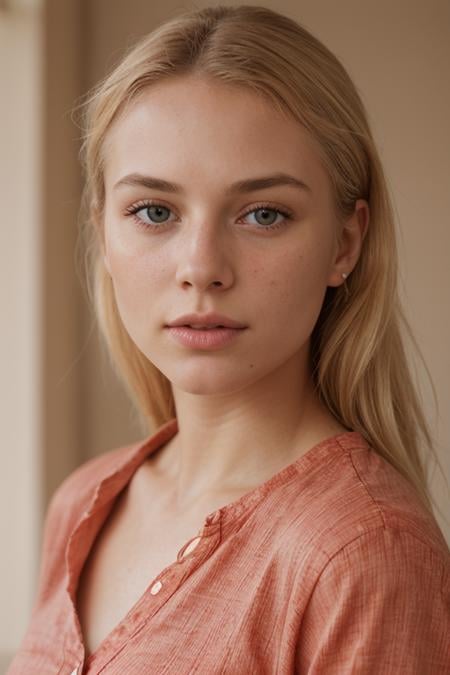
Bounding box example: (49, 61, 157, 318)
(165, 326, 246, 349)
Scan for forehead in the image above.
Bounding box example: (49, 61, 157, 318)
(103, 75, 327, 192)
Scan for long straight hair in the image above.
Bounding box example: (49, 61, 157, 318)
(76, 4, 446, 522)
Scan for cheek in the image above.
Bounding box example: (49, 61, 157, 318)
(105, 233, 165, 334)
(105, 212, 162, 289)
(260, 243, 329, 325)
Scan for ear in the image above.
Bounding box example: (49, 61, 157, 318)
(327, 198, 369, 287)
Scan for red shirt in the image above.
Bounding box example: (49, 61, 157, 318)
(7, 418, 450, 674)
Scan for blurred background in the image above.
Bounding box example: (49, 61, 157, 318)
(1, 0, 449, 669)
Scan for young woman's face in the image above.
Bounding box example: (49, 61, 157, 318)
(102, 75, 352, 396)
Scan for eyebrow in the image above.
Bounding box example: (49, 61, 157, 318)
(113, 171, 311, 195)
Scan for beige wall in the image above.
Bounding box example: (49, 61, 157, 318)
(0, 4, 42, 669)
(2, 0, 449, 667)
(0, 0, 86, 668)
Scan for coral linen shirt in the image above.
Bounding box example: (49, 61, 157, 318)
(7, 418, 450, 674)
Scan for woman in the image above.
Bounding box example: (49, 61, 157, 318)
(8, 5, 449, 674)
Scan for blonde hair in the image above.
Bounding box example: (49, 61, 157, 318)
(76, 4, 446, 522)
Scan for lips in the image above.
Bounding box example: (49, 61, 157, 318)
(185, 324, 226, 329)
(166, 312, 247, 329)
(166, 324, 245, 349)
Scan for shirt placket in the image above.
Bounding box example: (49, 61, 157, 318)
(61, 471, 136, 675)
(67, 510, 222, 675)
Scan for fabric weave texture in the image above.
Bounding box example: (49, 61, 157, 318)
(7, 418, 450, 674)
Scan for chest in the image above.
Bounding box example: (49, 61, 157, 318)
(75, 485, 205, 658)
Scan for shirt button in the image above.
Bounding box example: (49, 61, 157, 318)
(182, 536, 201, 557)
(150, 580, 163, 595)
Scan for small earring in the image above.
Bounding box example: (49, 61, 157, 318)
(342, 272, 348, 279)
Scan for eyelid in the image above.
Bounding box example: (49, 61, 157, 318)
(123, 197, 173, 215)
(123, 198, 294, 219)
(240, 200, 294, 218)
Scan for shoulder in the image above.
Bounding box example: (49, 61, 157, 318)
(54, 442, 133, 493)
(294, 524, 450, 672)
(44, 441, 141, 537)
(42, 418, 178, 547)
(31, 419, 179, 606)
(282, 432, 449, 574)
(287, 436, 450, 671)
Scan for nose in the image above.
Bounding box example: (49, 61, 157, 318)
(174, 222, 234, 291)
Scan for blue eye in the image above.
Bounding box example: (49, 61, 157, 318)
(240, 204, 293, 230)
(125, 203, 173, 228)
(124, 200, 293, 232)
(140, 204, 169, 224)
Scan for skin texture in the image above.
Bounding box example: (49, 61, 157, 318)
(101, 74, 369, 513)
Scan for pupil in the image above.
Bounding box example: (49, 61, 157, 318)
(258, 208, 275, 225)
(149, 205, 167, 223)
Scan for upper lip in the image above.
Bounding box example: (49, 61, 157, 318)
(166, 312, 247, 328)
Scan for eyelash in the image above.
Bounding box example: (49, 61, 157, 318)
(123, 199, 294, 232)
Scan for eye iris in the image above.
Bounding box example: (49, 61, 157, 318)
(256, 208, 276, 226)
(135, 204, 284, 229)
(148, 205, 168, 223)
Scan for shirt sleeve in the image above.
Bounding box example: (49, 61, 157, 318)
(295, 526, 450, 674)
